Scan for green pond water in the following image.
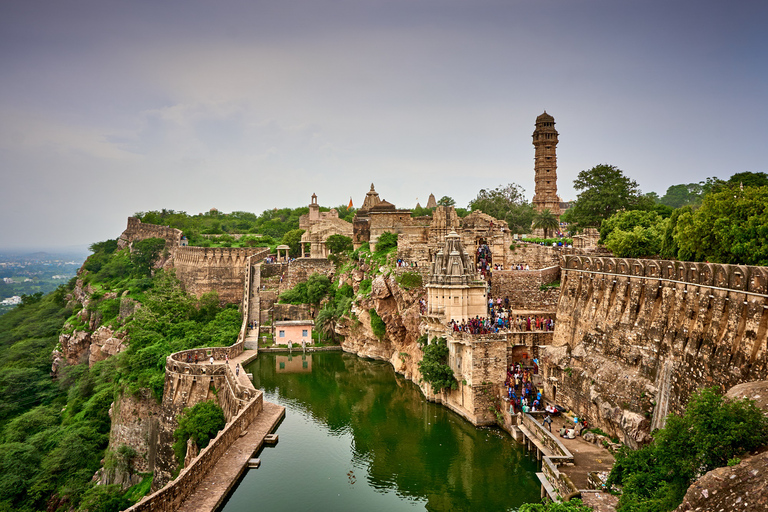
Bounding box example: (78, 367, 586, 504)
(220, 351, 541, 512)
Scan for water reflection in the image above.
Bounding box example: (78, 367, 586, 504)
(223, 352, 539, 512)
(276, 354, 312, 373)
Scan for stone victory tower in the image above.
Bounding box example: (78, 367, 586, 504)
(531, 112, 561, 215)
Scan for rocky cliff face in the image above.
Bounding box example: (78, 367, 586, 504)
(94, 389, 162, 490)
(339, 271, 427, 389)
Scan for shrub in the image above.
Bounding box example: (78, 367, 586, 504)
(397, 271, 423, 289)
(375, 232, 398, 253)
(369, 309, 386, 340)
(172, 401, 226, 465)
(418, 337, 457, 391)
(608, 387, 768, 512)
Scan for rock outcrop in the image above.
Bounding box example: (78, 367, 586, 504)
(340, 272, 425, 384)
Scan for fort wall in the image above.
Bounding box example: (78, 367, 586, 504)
(171, 246, 269, 303)
(277, 258, 335, 295)
(490, 266, 561, 311)
(543, 255, 768, 447)
(118, 217, 183, 249)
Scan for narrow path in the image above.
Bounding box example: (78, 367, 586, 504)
(175, 401, 285, 512)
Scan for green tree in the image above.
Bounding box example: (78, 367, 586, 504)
(566, 164, 643, 228)
(532, 209, 560, 238)
(418, 337, 457, 391)
(130, 237, 166, 277)
(437, 196, 456, 207)
(674, 185, 768, 265)
(375, 232, 398, 253)
(726, 171, 768, 189)
(325, 234, 353, 254)
(468, 183, 535, 233)
(281, 229, 305, 258)
(315, 307, 338, 343)
(659, 183, 704, 208)
(173, 401, 226, 464)
(608, 387, 768, 512)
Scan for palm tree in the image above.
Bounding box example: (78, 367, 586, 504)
(315, 307, 338, 344)
(532, 209, 560, 238)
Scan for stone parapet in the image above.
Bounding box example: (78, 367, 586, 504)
(125, 390, 263, 512)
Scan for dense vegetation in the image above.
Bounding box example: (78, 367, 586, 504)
(0, 237, 242, 511)
(135, 206, 355, 252)
(564, 166, 768, 264)
(607, 387, 768, 512)
(519, 499, 594, 512)
(172, 401, 226, 465)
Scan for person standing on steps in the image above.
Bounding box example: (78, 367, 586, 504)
(543, 414, 553, 432)
(210, 355, 214, 365)
(236, 363, 240, 377)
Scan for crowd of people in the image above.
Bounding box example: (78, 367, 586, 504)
(505, 362, 542, 414)
(396, 259, 419, 268)
(448, 312, 555, 334)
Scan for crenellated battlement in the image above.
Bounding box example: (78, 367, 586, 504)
(562, 255, 768, 295)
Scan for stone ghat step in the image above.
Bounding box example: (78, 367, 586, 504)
(247, 458, 261, 468)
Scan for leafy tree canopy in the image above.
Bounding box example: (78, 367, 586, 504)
(326, 234, 353, 255)
(172, 401, 226, 464)
(519, 499, 594, 512)
(674, 185, 768, 265)
(566, 164, 644, 228)
(532, 209, 560, 238)
(437, 196, 456, 207)
(418, 337, 457, 391)
(468, 183, 535, 233)
(281, 229, 305, 258)
(376, 231, 398, 253)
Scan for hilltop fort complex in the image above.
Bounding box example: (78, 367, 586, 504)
(54, 113, 768, 511)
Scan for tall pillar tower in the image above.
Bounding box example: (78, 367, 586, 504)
(531, 112, 561, 215)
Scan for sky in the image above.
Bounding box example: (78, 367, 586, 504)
(1, 0, 766, 250)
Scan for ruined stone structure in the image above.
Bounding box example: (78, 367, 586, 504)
(543, 255, 768, 447)
(531, 112, 561, 216)
(298, 193, 343, 231)
(118, 217, 183, 249)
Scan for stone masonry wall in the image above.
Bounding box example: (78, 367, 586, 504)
(491, 266, 561, 311)
(277, 258, 335, 295)
(543, 255, 768, 448)
(172, 246, 269, 303)
(118, 217, 183, 249)
(507, 242, 562, 269)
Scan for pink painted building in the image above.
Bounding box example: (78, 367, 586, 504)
(274, 320, 314, 346)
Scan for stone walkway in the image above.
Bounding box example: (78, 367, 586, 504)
(175, 400, 285, 512)
(175, 348, 283, 512)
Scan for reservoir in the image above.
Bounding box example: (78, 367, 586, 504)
(220, 352, 540, 512)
